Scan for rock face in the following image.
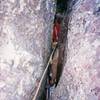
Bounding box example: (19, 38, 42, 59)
(52, 0, 100, 100)
(0, 0, 55, 100)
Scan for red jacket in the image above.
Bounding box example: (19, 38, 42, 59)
(53, 23, 61, 42)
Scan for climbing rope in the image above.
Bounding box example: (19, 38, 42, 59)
(32, 43, 58, 100)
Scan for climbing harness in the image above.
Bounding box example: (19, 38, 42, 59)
(32, 43, 58, 100)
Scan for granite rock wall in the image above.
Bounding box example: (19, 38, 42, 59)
(52, 0, 100, 100)
(0, 0, 56, 100)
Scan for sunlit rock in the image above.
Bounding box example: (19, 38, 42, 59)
(0, 0, 56, 100)
(52, 0, 100, 100)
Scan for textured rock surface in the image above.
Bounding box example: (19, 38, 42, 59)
(52, 0, 100, 100)
(0, 0, 55, 100)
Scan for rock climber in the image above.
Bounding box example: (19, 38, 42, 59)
(50, 15, 61, 86)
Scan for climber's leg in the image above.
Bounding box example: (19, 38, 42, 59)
(50, 48, 59, 86)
